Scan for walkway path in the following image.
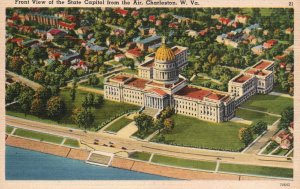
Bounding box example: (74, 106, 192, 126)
(6, 71, 42, 90)
(269, 92, 293, 99)
(230, 117, 252, 125)
(116, 122, 138, 139)
(239, 107, 281, 117)
(244, 119, 281, 154)
(196, 73, 223, 85)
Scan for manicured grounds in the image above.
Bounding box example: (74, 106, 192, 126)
(129, 151, 152, 161)
(240, 94, 293, 115)
(122, 68, 138, 75)
(219, 163, 293, 178)
(151, 154, 216, 171)
(261, 141, 279, 155)
(79, 77, 104, 89)
(152, 115, 249, 151)
(104, 117, 133, 133)
(235, 108, 279, 125)
(13, 128, 64, 144)
(7, 89, 139, 130)
(63, 138, 80, 148)
(6, 125, 14, 134)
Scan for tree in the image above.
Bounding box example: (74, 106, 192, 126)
(70, 77, 78, 101)
(72, 107, 95, 130)
(279, 106, 294, 129)
(163, 118, 175, 131)
(46, 96, 65, 122)
(18, 88, 34, 116)
(87, 75, 99, 86)
(154, 119, 164, 134)
(94, 95, 104, 108)
(5, 82, 22, 103)
(30, 98, 45, 117)
(251, 121, 267, 135)
(134, 113, 154, 132)
(238, 127, 253, 146)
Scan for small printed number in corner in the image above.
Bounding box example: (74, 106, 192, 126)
(280, 183, 290, 187)
(289, 2, 293, 6)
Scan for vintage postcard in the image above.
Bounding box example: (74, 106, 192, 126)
(1, 0, 298, 188)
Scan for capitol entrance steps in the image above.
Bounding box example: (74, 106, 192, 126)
(86, 151, 114, 167)
(142, 107, 160, 117)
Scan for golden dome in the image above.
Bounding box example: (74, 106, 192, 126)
(155, 43, 175, 62)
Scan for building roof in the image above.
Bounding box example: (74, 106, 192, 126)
(58, 21, 76, 30)
(253, 60, 273, 70)
(125, 78, 149, 89)
(233, 74, 251, 83)
(245, 68, 268, 76)
(140, 60, 155, 68)
(110, 74, 131, 82)
(176, 86, 218, 101)
(48, 28, 66, 36)
(137, 35, 161, 45)
(147, 88, 167, 96)
(127, 48, 143, 57)
(155, 43, 175, 62)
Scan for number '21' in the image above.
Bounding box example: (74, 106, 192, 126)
(289, 2, 293, 6)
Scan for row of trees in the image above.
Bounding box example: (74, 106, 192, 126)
(239, 121, 268, 146)
(6, 83, 66, 122)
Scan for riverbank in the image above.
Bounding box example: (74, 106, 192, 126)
(5, 135, 279, 180)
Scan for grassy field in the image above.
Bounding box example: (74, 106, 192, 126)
(122, 68, 138, 75)
(152, 115, 249, 151)
(63, 138, 80, 148)
(104, 117, 133, 133)
(13, 128, 64, 144)
(6, 125, 14, 134)
(235, 108, 279, 125)
(133, 127, 157, 140)
(6, 89, 140, 130)
(261, 141, 279, 155)
(79, 77, 104, 89)
(219, 163, 293, 178)
(240, 94, 293, 114)
(152, 154, 216, 171)
(129, 151, 152, 161)
(272, 148, 289, 156)
(191, 76, 210, 85)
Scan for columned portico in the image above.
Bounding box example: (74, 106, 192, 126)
(145, 94, 168, 110)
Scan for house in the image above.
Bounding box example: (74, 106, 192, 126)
(10, 38, 24, 46)
(76, 26, 91, 36)
(251, 45, 264, 55)
(218, 17, 231, 25)
(21, 39, 40, 48)
(199, 29, 209, 36)
(273, 130, 293, 149)
(186, 30, 198, 38)
(47, 28, 67, 41)
(263, 30, 269, 35)
(263, 39, 278, 49)
(149, 15, 156, 22)
(155, 20, 162, 26)
(58, 21, 76, 30)
(285, 28, 293, 34)
(131, 10, 139, 17)
(168, 22, 178, 29)
(58, 50, 80, 65)
(135, 35, 161, 51)
(125, 48, 143, 59)
(114, 54, 126, 62)
(289, 122, 294, 134)
(70, 60, 88, 71)
(279, 62, 287, 69)
(115, 8, 128, 17)
(235, 15, 249, 24)
(211, 14, 220, 20)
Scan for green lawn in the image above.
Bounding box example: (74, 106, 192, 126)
(240, 94, 293, 115)
(63, 138, 80, 148)
(151, 115, 249, 151)
(129, 151, 152, 161)
(219, 163, 293, 178)
(133, 127, 157, 140)
(6, 89, 140, 131)
(13, 128, 64, 144)
(272, 148, 289, 156)
(122, 68, 138, 75)
(261, 141, 279, 155)
(152, 154, 216, 171)
(191, 76, 210, 86)
(104, 117, 133, 133)
(6, 125, 14, 134)
(79, 77, 104, 89)
(235, 108, 279, 125)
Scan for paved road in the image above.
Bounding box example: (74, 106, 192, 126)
(6, 116, 292, 169)
(6, 71, 42, 90)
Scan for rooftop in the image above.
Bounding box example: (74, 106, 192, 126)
(137, 35, 161, 44)
(245, 68, 268, 76)
(175, 85, 226, 101)
(147, 88, 167, 96)
(140, 60, 155, 68)
(233, 74, 251, 83)
(253, 60, 273, 70)
(125, 77, 149, 89)
(110, 74, 131, 83)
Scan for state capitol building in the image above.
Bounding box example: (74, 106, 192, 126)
(104, 38, 274, 123)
